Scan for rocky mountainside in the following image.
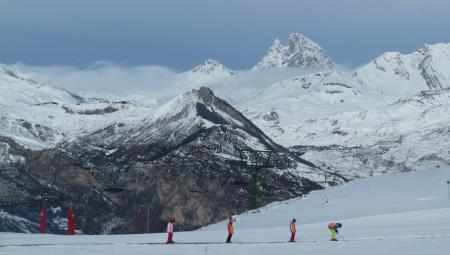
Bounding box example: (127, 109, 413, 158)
(253, 33, 334, 70)
(0, 68, 336, 234)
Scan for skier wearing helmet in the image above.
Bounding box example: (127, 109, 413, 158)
(289, 218, 297, 242)
(166, 218, 176, 244)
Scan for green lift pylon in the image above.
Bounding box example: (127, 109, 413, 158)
(237, 149, 273, 210)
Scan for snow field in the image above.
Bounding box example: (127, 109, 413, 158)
(2, 167, 450, 254)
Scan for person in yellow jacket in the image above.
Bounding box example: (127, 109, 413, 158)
(289, 218, 297, 242)
(328, 223, 342, 241)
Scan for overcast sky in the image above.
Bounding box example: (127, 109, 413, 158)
(1, 0, 450, 70)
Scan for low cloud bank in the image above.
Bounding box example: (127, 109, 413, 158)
(16, 61, 326, 104)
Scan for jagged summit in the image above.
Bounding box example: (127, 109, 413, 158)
(190, 59, 234, 76)
(253, 33, 334, 70)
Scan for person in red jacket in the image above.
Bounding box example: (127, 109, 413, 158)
(226, 216, 235, 243)
(289, 218, 297, 242)
(166, 218, 175, 244)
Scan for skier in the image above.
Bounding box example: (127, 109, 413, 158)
(166, 218, 175, 244)
(328, 222, 342, 241)
(289, 218, 297, 242)
(226, 216, 235, 243)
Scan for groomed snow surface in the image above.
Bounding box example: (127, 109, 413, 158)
(2, 167, 450, 255)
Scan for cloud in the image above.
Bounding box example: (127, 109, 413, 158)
(15, 62, 323, 105)
(17, 62, 179, 101)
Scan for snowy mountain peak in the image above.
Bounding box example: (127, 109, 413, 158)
(354, 42, 450, 95)
(190, 59, 234, 76)
(286, 33, 320, 52)
(253, 33, 334, 70)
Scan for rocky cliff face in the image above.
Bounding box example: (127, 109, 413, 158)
(0, 87, 332, 234)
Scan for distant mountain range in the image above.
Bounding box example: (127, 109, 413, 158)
(1, 33, 449, 234)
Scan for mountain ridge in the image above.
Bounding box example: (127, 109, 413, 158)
(253, 33, 334, 70)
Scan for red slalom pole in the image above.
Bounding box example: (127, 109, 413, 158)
(39, 208, 46, 234)
(68, 208, 75, 235)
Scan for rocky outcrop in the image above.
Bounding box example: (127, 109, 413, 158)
(0, 87, 331, 234)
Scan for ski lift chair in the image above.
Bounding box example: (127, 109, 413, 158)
(188, 186, 208, 193)
(103, 182, 125, 193)
(232, 179, 249, 186)
(41, 193, 63, 202)
(188, 168, 208, 193)
(103, 167, 125, 193)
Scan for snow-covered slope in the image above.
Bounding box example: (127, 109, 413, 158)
(205, 166, 450, 230)
(242, 88, 450, 179)
(354, 43, 450, 96)
(2, 167, 450, 255)
(253, 33, 334, 70)
(0, 63, 153, 149)
(239, 41, 450, 179)
(292, 89, 450, 178)
(240, 69, 386, 127)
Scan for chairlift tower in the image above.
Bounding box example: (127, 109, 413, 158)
(237, 149, 273, 210)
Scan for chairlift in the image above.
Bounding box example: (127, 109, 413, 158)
(103, 183, 125, 193)
(231, 170, 250, 186)
(188, 168, 208, 194)
(103, 167, 125, 193)
(232, 180, 249, 186)
(41, 193, 62, 201)
(103, 179, 125, 193)
(188, 187, 208, 193)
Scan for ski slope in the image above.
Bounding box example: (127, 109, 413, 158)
(1, 167, 450, 255)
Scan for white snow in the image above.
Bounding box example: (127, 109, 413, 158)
(2, 167, 450, 254)
(253, 33, 334, 70)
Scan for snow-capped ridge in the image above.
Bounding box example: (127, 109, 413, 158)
(0, 63, 85, 106)
(253, 33, 334, 70)
(0, 64, 37, 84)
(176, 59, 234, 87)
(190, 59, 234, 76)
(354, 42, 450, 96)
